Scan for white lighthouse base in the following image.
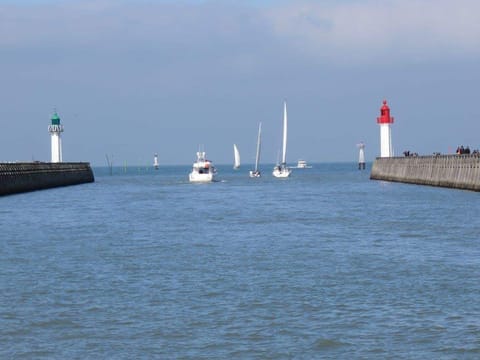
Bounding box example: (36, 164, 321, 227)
(51, 133, 63, 163)
(380, 124, 392, 158)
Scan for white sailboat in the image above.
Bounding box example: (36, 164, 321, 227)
(272, 101, 292, 178)
(249, 122, 262, 178)
(153, 153, 159, 170)
(233, 144, 241, 169)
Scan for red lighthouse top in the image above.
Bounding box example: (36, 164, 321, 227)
(377, 100, 394, 124)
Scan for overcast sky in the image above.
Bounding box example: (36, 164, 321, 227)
(1, 0, 479, 165)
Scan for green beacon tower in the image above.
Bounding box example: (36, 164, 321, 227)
(48, 111, 64, 163)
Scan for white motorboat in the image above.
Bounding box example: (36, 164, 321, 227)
(296, 159, 312, 169)
(189, 151, 216, 182)
(273, 101, 292, 178)
(249, 122, 262, 178)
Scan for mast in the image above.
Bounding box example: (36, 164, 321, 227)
(254, 122, 262, 172)
(282, 101, 287, 165)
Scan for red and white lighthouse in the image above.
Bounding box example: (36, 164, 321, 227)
(376, 100, 394, 157)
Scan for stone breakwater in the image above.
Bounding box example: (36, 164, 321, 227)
(370, 155, 480, 192)
(0, 162, 94, 196)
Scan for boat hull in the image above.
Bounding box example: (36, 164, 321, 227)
(189, 172, 214, 183)
(272, 167, 291, 178)
(249, 170, 261, 178)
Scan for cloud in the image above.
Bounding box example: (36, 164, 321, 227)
(265, 0, 480, 63)
(2, 0, 480, 65)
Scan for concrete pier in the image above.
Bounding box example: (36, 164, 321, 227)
(370, 155, 480, 192)
(0, 162, 94, 196)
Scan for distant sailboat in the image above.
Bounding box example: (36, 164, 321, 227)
(249, 122, 262, 178)
(233, 144, 241, 169)
(272, 101, 292, 178)
(153, 153, 159, 170)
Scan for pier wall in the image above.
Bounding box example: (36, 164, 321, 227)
(0, 162, 94, 196)
(370, 155, 480, 191)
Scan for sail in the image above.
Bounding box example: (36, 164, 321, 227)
(254, 123, 262, 172)
(272, 101, 291, 178)
(233, 144, 241, 169)
(282, 101, 287, 164)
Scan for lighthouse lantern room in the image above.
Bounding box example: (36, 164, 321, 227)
(48, 111, 64, 163)
(376, 100, 394, 157)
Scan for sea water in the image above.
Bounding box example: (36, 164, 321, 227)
(1, 163, 480, 359)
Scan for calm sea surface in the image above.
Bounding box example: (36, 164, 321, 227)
(1, 163, 480, 359)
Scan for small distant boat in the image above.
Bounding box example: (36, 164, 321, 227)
(249, 122, 262, 178)
(273, 101, 292, 178)
(189, 150, 216, 183)
(296, 159, 312, 169)
(233, 144, 241, 169)
(153, 153, 159, 170)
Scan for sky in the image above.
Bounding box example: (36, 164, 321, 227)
(1, 0, 479, 166)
